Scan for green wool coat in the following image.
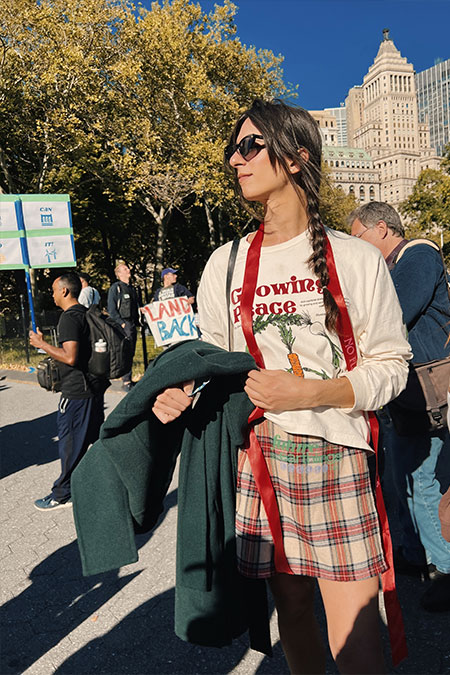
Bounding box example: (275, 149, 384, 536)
(72, 339, 272, 655)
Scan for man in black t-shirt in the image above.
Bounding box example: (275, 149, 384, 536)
(107, 262, 140, 391)
(30, 272, 108, 511)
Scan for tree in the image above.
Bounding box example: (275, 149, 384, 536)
(319, 163, 358, 231)
(107, 0, 291, 284)
(0, 0, 293, 309)
(400, 146, 450, 248)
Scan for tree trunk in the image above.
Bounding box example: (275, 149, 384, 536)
(204, 198, 215, 249)
(140, 197, 170, 292)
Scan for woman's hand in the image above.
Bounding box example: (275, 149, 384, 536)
(152, 381, 194, 424)
(244, 369, 355, 411)
(244, 369, 318, 411)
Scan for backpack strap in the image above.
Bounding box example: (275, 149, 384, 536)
(226, 238, 240, 352)
(395, 238, 439, 261)
(116, 282, 122, 306)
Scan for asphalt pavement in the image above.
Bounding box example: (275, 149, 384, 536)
(1, 369, 449, 674)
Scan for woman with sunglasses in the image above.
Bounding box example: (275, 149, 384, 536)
(153, 99, 411, 674)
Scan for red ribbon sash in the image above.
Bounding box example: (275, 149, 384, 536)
(239, 224, 407, 665)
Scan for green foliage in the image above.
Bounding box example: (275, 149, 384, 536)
(399, 147, 450, 253)
(319, 164, 359, 232)
(1, 0, 292, 309)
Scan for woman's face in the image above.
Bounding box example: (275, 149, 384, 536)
(229, 117, 294, 203)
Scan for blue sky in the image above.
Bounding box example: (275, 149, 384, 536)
(141, 0, 450, 110)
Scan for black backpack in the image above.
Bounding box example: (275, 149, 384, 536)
(85, 305, 133, 380)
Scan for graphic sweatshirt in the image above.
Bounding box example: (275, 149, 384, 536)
(197, 227, 411, 452)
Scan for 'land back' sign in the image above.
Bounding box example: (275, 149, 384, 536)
(142, 297, 199, 347)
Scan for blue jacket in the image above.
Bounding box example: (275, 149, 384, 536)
(391, 243, 450, 363)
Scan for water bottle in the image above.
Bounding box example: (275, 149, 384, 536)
(94, 338, 107, 353)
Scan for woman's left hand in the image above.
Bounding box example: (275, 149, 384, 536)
(244, 369, 319, 411)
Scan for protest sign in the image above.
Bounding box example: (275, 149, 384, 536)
(141, 297, 199, 347)
(0, 195, 28, 270)
(20, 194, 76, 268)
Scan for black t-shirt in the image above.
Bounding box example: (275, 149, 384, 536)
(57, 304, 94, 399)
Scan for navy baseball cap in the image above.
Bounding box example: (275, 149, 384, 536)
(161, 267, 178, 278)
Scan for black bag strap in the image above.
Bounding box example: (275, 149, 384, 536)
(226, 238, 240, 351)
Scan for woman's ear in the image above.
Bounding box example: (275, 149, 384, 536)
(288, 160, 301, 175)
(288, 148, 309, 174)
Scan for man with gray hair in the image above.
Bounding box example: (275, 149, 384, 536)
(348, 201, 450, 611)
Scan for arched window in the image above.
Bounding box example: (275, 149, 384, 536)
(359, 186, 365, 201)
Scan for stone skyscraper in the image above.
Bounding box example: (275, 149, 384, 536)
(346, 29, 440, 206)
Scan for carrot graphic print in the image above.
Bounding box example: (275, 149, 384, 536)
(254, 314, 305, 377)
(253, 311, 343, 379)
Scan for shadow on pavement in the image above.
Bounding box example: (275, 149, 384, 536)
(0, 412, 58, 478)
(0, 490, 178, 675)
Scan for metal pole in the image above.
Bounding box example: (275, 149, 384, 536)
(24, 268, 37, 331)
(20, 294, 30, 363)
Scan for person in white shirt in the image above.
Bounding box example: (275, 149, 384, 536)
(78, 273, 101, 308)
(152, 99, 411, 673)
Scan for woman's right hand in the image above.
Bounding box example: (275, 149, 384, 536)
(152, 381, 194, 424)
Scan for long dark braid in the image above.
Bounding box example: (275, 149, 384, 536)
(227, 99, 340, 333)
(305, 195, 339, 333)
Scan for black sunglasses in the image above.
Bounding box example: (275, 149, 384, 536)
(224, 134, 265, 163)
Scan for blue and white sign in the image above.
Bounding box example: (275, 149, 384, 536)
(20, 200, 72, 231)
(0, 195, 28, 270)
(26, 234, 77, 268)
(20, 194, 76, 268)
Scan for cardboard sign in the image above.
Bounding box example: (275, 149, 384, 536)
(142, 297, 199, 347)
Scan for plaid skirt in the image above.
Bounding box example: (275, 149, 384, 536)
(235, 418, 387, 581)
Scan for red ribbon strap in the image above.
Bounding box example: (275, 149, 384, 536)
(240, 223, 293, 574)
(239, 224, 407, 666)
(325, 232, 407, 666)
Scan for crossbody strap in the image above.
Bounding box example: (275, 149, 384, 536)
(226, 239, 240, 352)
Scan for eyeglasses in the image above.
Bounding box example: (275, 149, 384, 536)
(353, 227, 369, 239)
(224, 134, 265, 163)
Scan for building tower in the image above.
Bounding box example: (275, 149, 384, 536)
(416, 59, 450, 157)
(347, 29, 440, 206)
(324, 104, 348, 145)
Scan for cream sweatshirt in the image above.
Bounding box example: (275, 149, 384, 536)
(197, 227, 411, 452)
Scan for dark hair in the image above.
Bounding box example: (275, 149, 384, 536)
(347, 201, 405, 237)
(78, 272, 90, 284)
(227, 98, 338, 332)
(56, 272, 82, 298)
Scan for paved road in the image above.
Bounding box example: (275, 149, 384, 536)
(1, 370, 449, 674)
